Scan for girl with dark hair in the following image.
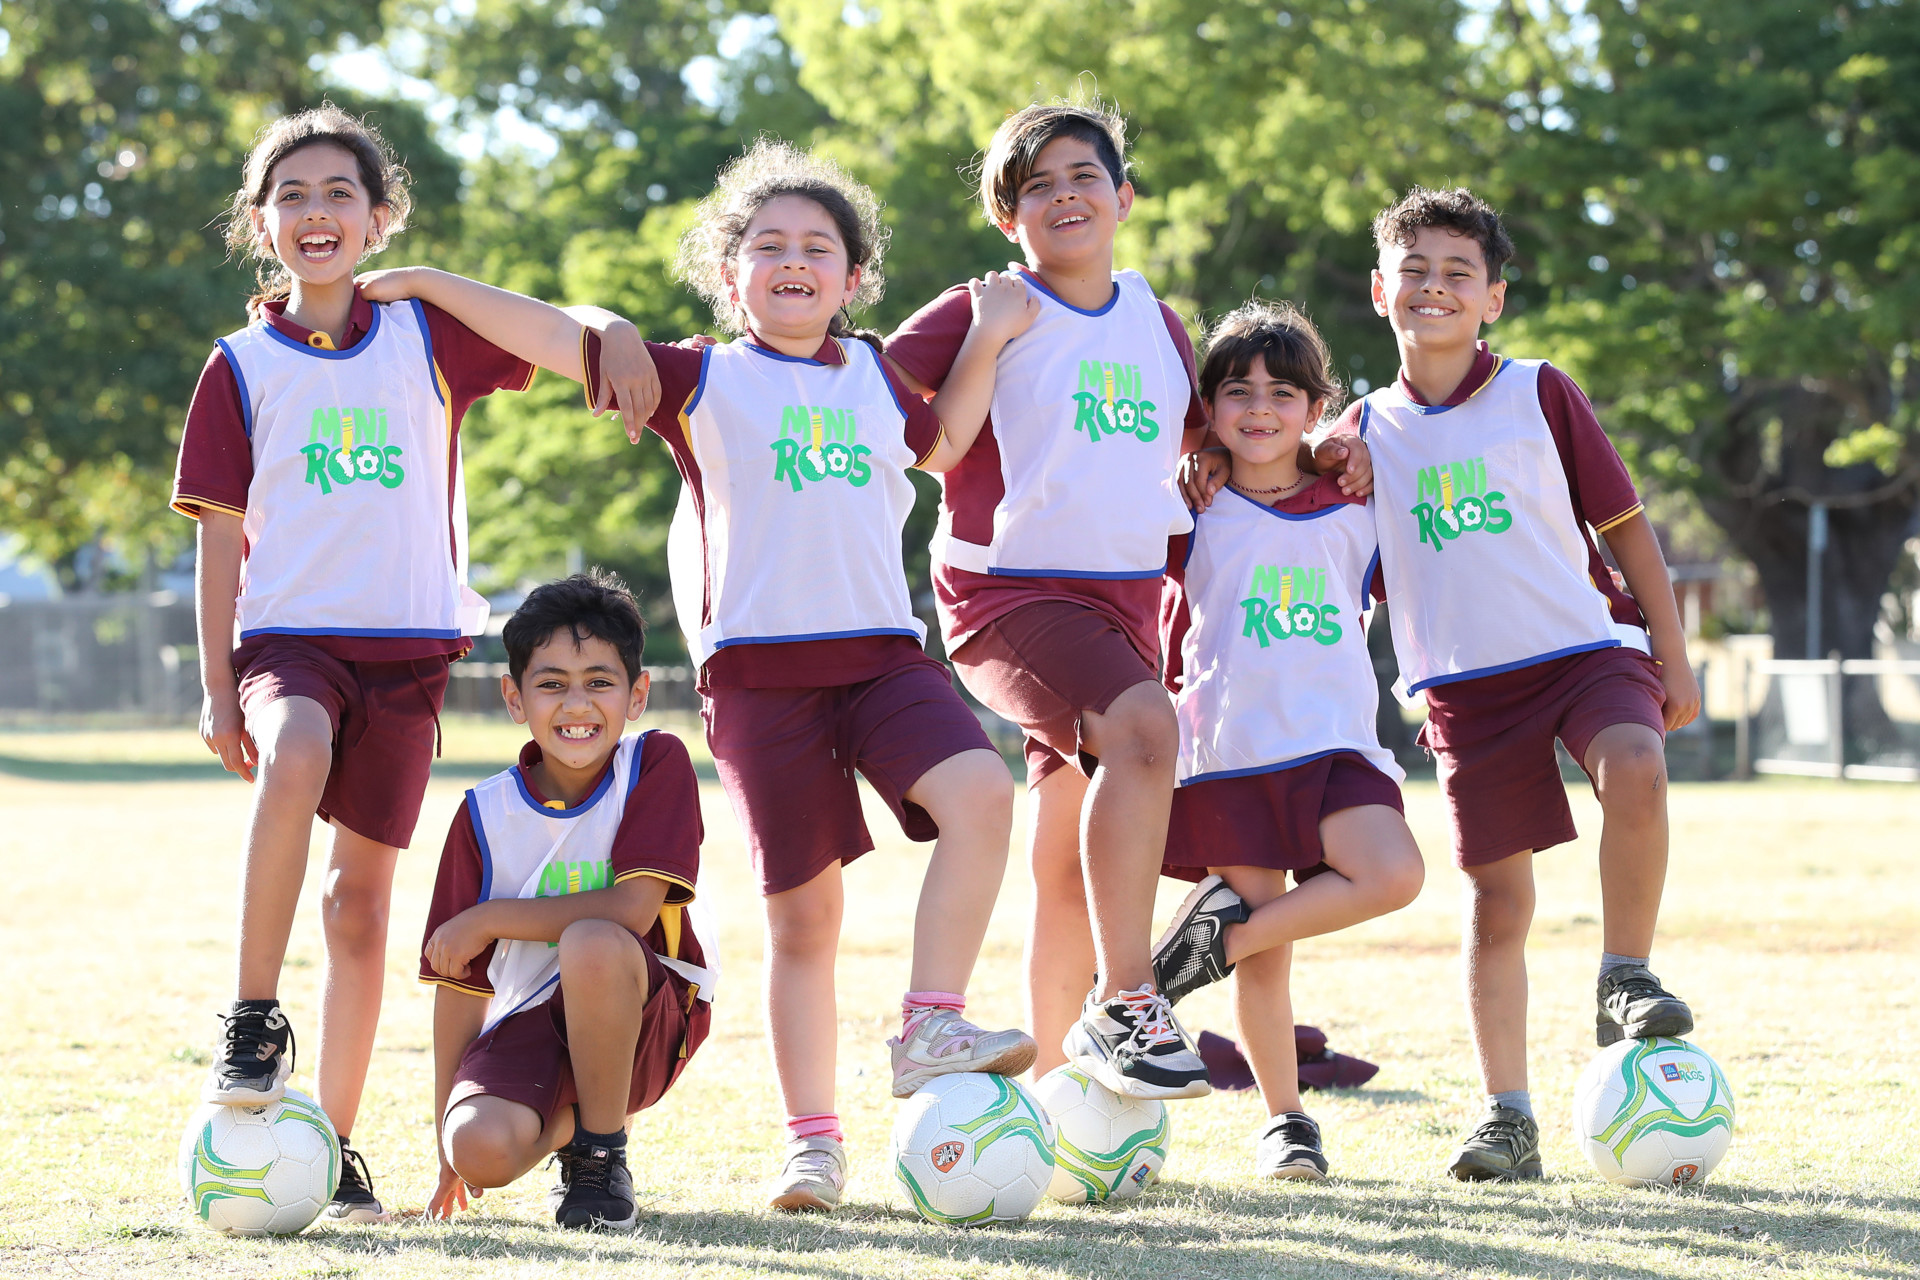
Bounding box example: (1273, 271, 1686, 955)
(362, 137, 1041, 1213)
(172, 104, 635, 1222)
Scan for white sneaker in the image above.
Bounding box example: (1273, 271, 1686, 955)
(768, 1135, 847, 1212)
(889, 1009, 1038, 1099)
(1063, 985, 1211, 1100)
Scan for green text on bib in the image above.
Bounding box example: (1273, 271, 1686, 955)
(1071, 360, 1160, 443)
(770, 404, 873, 491)
(1410, 456, 1511, 551)
(1238, 564, 1342, 647)
(301, 406, 404, 495)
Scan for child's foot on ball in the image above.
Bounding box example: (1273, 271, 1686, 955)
(1063, 986, 1210, 1101)
(889, 1009, 1037, 1098)
(1151, 874, 1249, 1005)
(1448, 1104, 1542, 1181)
(322, 1140, 388, 1224)
(1255, 1111, 1328, 1181)
(768, 1135, 847, 1212)
(202, 999, 294, 1106)
(1595, 965, 1693, 1047)
(550, 1138, 637, 1231)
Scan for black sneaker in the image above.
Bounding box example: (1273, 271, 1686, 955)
(1448, 1105, 1543, 1181)
(201, 999, 294, 1105)
(1151, 875, 1250, 1005)
(322, 1140, 387, 1224)
(1255, 1111, 1328, 1181)
(551, 1140, 637, 1231)
(1596, 964, 1694, 1047)
(1063, 986, 1211, 1100)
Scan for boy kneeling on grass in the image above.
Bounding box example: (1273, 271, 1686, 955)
(420, 571, 716, 1230)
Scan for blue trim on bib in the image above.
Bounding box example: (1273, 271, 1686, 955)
(1019, 267, 1119, 317)
(468, 789, 495, 902)
(496, 972, 560, 1021)
(408, 299, 447, 406)
(684, 344, 714, 416)
(865, 341, 912, 419)
(742, 338, 835, 366)
(512, 751, 621, 817)
(215, 338, 256, 438)
(1359, 547, 1382, 603)
(259, 303, 382, 358)
(1224, 486, 1348, 522)
(1356, 400, 1372, 438)
(1181, 746, 1352, 787)
(985, 564, 1167, 580)
(239, 625, 465, 639)
(711, 626, 922, 649)
(625, 730, 654, 796)
(1392, 357, 1514, 416)
(1406, 638, 1622, 694)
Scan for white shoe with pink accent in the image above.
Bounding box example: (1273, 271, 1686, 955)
(888, 1008, 1037, 1099)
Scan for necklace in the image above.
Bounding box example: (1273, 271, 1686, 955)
(1229, 473, 1311, 497)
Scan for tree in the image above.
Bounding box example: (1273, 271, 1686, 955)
(1495, 0, 1920, 742)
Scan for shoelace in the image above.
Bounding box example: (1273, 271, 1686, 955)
(1606, 968, 1669, 1002)
(1269, 1116, 1319, 1148)
(566, 1147, 615, 1193)
(1114, 986, 1182, 1054)
(337, 1141, 375, 1196)
(788, 1146, 842, 1182)
(218, 1007, 296, 1077)
(1473, 1113, 1531, 1152)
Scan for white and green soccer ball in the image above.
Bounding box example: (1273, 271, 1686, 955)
(178, 1089, 341, 1235)
(892, 1072, 1056, 1225)
(1031, 1065, 1169, 1204)
(1572, 1037, 1734, 1188)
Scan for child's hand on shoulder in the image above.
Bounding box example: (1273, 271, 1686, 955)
(968, 268, 1040, 346)
(1179, 447, 1232, 512)
(424, 906, 495, 981)
(354, 266, 429, 304)
(584, 317, 661, 444)
(1314, 432, 1373, 498)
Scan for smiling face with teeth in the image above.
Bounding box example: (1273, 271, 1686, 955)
(502, 630, 650, 803)
(727, 194, 860, 351)
(1371, 225, 1507, 359)
(1002, 134, 1134, 279)
(251, 142, 390, 294)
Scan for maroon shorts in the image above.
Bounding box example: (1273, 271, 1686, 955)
(1163, 751, 1404, 882)
(949, 601, 1161, 788)
(233, 634, 448, 849)
(703, 656, 995, 896)
(445, 947, 709, 1128)
(1422, 646, 1667, 868)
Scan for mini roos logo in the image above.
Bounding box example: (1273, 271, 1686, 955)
(1071, 360, 1161, 444)
(301, 406, 404, 495)
(1409, 456, 1511, 551)
(537, 859, 613, 949)
(1671, 1164, 1701, 1185)
(771, 404, 872, 491)
(1659, 1061, 1706, 1084)
(931, 1141, 965, 1173)
(1238, 565, 1343, 648)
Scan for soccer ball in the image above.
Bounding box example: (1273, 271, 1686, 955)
(1572, 1037, 1734, 1188)
(1031, 1065, 1169, 1204)
(178, 1089, 341, 1235)
(892, 1072, 1056, 1225)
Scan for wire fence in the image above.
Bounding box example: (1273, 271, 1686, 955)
(1736, 656, 1920, 782)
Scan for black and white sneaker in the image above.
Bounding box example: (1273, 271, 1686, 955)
(322, 1140, 387, 1224)
(551, 1139, 638, 1231)
(1255, 1111, 1328, 1181)
(201, 999, 294, 1106)
(1063, 985, 1211, 1100)
(1448, 1104, 1543, 1181)
(1152, 875, 1250, 1005)
(1596, 964, 1693, 1047)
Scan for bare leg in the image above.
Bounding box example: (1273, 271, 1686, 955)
(1223, 806, 1425, 962)
(234, 696, 333, 1000)
(1215, 866, 1301, 1117)
(903, 749, 1015, 993)
(445, 1095, 572, 1190)
(762, 863, 843, 1119)
(1077, 681, 1178, 999)
(1461, 852, 1535, 1095)
(1584, 722, 1669, 958)
(557, 919, 651, 1135)
(312, 821, 400, 1139)
(1025, 766, 1094, 1076)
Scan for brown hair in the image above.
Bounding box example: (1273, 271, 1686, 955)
(676, 139, 888, 344)
(977, 101, 1128, 227)
(1199, 300, 1344, 416)
(222, 104, 411, 314)
(1371, 186, 1515, 280)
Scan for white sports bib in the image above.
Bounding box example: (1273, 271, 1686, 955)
(668, 339, 925, 668)
(464, 733, 719, 1034)
(1360, 359, 1648, 696)
(217, 300, 488, 641)
(1174, 490, 1401, 785)
(931, 270, 1193, 580)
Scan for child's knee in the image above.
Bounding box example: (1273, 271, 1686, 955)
(1592, 735, 1668, 808)
(1464, 867, 1533, 940)
(1089, 688, 1177, 773)
(444, 1115, 522, 1189)
(1379, 849, 1426, 911)
(255, 719, 330, 788)
(320, 876, 389, 950)
(921, 751, 1014, 835)
(558, 918, 647, 988)
(765, 884, 842, 953)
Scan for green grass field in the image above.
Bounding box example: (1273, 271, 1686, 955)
(2, 717, 1915, 1278)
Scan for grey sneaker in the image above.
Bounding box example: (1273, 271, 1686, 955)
(1151, 875, 1250, 1005)
(320, 1140, 387, 1224)
(889, 1009, 1037, 1098)
(1596, 964, 1693, 1047)
(1255, 1112, 1328, 1181)
(1448, 1105, 1543, 1181)
(201, 1000, 294, 1106)
(768, 1135, 847, 1212)
(1062, 986, 1210, 1101)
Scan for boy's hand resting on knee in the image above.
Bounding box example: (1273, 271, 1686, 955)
(428, 1156, 482, 1219)
(424, 906, 495, 981)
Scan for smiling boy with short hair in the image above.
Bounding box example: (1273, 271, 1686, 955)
(419, 570, 714, 1230)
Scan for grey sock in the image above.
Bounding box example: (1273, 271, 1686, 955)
(1487, 1090, 1534, 1121)
(1601, 952, 1649, 980)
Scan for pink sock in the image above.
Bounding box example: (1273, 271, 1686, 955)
(901, 990, 966, 1037)
(786, 1112, 844, 1144)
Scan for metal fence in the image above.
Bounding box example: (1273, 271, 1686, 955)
(1735, 655, 1920, 782)
(0, 595, 200, 718)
